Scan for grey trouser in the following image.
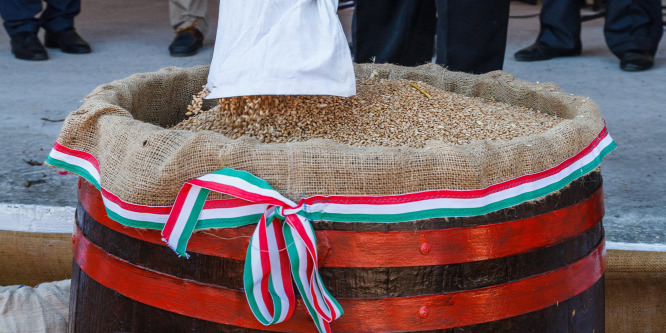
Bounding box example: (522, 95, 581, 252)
(169, 0, 208, 35)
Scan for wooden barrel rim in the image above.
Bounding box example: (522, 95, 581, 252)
(77, 174, 604, 268)
(72, 223, 605, 332)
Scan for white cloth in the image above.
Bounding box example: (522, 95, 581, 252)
(206, 0, 356, 99)
(0, 280, 70, 333)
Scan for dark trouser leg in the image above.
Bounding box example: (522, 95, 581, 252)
(353, 0, 437, 66)
(0, 0, 43, 36)
(40, 0, 80, 32)
(537, 0, 582, 51)
(604, 0, 664, 58)
(435, 0, 510, 73)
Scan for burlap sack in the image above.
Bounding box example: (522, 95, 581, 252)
(54, 64, 603, 205)
(0, 231, 72, 286)
(605, 250, 666, 333)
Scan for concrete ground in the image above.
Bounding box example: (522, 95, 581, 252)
(0, 1, 664, 247)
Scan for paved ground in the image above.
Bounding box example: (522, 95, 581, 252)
(0, 1, 664, 245)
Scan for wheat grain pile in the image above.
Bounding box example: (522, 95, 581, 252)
(172, 78, 561, 147)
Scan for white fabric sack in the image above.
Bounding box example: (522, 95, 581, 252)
(206, 0, 356, 99)
(0, 280, 70, 333)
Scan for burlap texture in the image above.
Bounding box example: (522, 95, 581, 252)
(0, 231, 72, 286)
(54, 64, 603, 206)
(605, 250, 666, 332)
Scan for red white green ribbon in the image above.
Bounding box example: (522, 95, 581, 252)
(161, 168, 343, 332)
(244, 210, 295, 326)
(45, 126, 616, 332)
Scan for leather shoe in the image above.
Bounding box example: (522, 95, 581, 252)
(169, 27, 204, 57)
(44, 28, 91, 54)
(619, 51, 654, 72)
(10, 32, 48, 61)
(514, 42, 581, 62)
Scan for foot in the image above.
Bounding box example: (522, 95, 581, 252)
(169, 27, 203, 57)
(514, 42, 581, 62)
(619, 51, 654, 72)
(44, 28, 91, 54)
(10, 32, 48, 61)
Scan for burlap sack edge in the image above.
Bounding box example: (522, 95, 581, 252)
(606, 249, 666, 276)
(54, 64, 605, 205)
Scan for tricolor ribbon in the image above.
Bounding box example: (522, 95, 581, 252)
(161, 168, 343, 333)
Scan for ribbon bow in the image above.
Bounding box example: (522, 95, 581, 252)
(161, 168, 343, 333)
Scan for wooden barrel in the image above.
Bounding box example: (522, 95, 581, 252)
(70, 171, 606, 332)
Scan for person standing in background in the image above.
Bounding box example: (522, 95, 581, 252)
(168, 0, 208, 57)
(353, 0, 511, 74)
(0, 0, 91, 61)
(514, 0, 663, 71)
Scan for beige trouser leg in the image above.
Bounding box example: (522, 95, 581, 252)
(169, 0, 209, 36)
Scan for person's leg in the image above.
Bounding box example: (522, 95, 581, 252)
(435, 0, 510, 73)
(0, 0, 48, 60)
(353, 0, 436, 66)
(169, 0, 209, 35)
(40, 0, 79, 33)
(537, 0, 582, 51)
(0, 0, 43, 36)
(604, 0, 663, 58)
(514, 0, 582, 61)
(168, 0, 208, 56)
(41, 0, 90, 54)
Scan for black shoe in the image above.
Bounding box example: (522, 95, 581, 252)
(620, 51, 654, 72)
(44, 28, 91, 54)
(169, 27, 203, 57)
(514, 42, 581, 62)
(10, 32, 48, 61)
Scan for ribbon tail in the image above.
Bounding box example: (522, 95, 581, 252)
(284, 215, 343, 333)
(244, 210, 296, 326)
(161, 183, 210, 258)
